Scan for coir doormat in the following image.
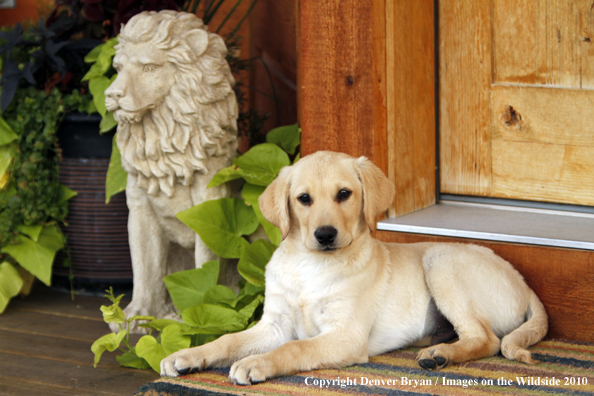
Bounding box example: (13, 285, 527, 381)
(136, 340, 594, 396)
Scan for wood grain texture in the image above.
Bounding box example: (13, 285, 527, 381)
(249, 0, 298, 136)
(0, 354, 155, 394)
(299, 0, 436, 218)
(374, 231, 594, 343)
(387, 0, 436, 217)
(439, 0, 492, 196)
(0, 286, 157, 395)
(492, 85, 594, 146)
(493, 0, 594, 88)
(491, 85, 594, 205)
(298, 0, 376, 159)
(372, 0, 389, 178)
(492, 140, 594, 205)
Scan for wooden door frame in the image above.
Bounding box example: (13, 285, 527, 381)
(297, 0, 437, 218)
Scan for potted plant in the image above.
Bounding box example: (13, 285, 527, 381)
(0, 0, 188, 309)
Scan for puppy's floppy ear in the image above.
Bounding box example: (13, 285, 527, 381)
(259, 166, 292, 240)
(355, 156, 396, 232)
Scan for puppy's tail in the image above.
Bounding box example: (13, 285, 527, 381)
(500, 290, 548, 364)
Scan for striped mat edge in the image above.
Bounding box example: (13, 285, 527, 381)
(135, 340, 594, 396)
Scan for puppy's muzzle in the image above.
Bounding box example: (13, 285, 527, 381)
(314, 226, 338, 248)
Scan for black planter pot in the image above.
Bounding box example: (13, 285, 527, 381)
(53, 113, 133, 296)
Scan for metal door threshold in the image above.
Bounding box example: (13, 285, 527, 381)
(377, 201, 594, 250)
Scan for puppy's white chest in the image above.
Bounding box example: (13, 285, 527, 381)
(289, 274, 334, 339)
(267, 255, 346, 340)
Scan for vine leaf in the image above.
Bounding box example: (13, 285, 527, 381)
(16, 224, 43, 242)
(232, 143, 290, 186)
(163, 261, 220, 312)
(176, 198, 258, 259)
(0, 117, 18, 145)
(0, 262, 23, 314)
(105, 135, 127, 203)
(116, 348, 151, 369)
(265, 123, 301, 155)
(1, 225, 64, 286)
(237, 239, 275, 287)
(136, 325, 191, 372)
(91, 330, 128, 367)
(182, 304, 247, 334)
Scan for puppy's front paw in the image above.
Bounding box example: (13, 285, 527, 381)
(160, 348, 206, 377)
(229, 355, 273, 385)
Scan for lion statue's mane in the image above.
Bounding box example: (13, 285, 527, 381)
(115, 11, 238, 197)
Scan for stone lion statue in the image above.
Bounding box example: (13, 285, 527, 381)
(105, 10, 238, 333)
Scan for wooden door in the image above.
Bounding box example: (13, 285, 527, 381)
(440, 0, 594, 206)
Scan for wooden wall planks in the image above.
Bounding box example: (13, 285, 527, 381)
(374, 231, 594, 343)
(298, 0, 376, 159)
(299, 0, 436, 217)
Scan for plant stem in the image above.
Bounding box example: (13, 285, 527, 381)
(204, 0, 226, 24)
(190, 0, 202, 15)
(216, 0, 242, 33)
(225, 0, 258, 40)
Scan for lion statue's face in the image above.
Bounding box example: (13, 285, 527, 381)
(106, 43, 176, 123)
(104, 11, 238, 197)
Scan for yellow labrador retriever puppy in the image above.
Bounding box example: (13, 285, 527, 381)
(160, 151, 548, 384)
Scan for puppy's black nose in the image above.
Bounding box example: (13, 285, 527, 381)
(314, 226, 337, 246)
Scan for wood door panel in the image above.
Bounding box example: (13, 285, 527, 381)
(492, 140, 594, 205)
(494, 0, 594, 88)
(441, 0, 594, 206)
(492, 85, 594, 147)
(491, 85, 594, 205)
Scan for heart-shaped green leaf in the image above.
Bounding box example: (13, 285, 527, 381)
(116, 348, 151, 370)
(105, 134, 127, 203)
(136, 325, 191, 372)
(237, 239, 276, 287)
(0, 262, 23, 314)
(265, 123, 301, 155)
(202, 285, 237, 306)
(232, 143, 290, 186)
(164, 261, 219, 312)
(91, 331, 128, 367)
(176, 199, 258, 259)
(182, 304, 247, 334)
(1, 225, 64, 286)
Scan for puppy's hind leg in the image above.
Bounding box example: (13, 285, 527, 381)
(417, 317, 500, 369)
(417, 247, 500, 369)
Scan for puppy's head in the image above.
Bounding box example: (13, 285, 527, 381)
(259, 151, 395, 252)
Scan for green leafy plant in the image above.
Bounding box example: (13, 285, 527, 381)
(92, 123, 300, 372)
(0, 1, 188, 311)
(0, 87, 80, 313)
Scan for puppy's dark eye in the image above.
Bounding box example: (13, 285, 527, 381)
(337, 189, 351, 202)
(298, 194, 311, 205)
